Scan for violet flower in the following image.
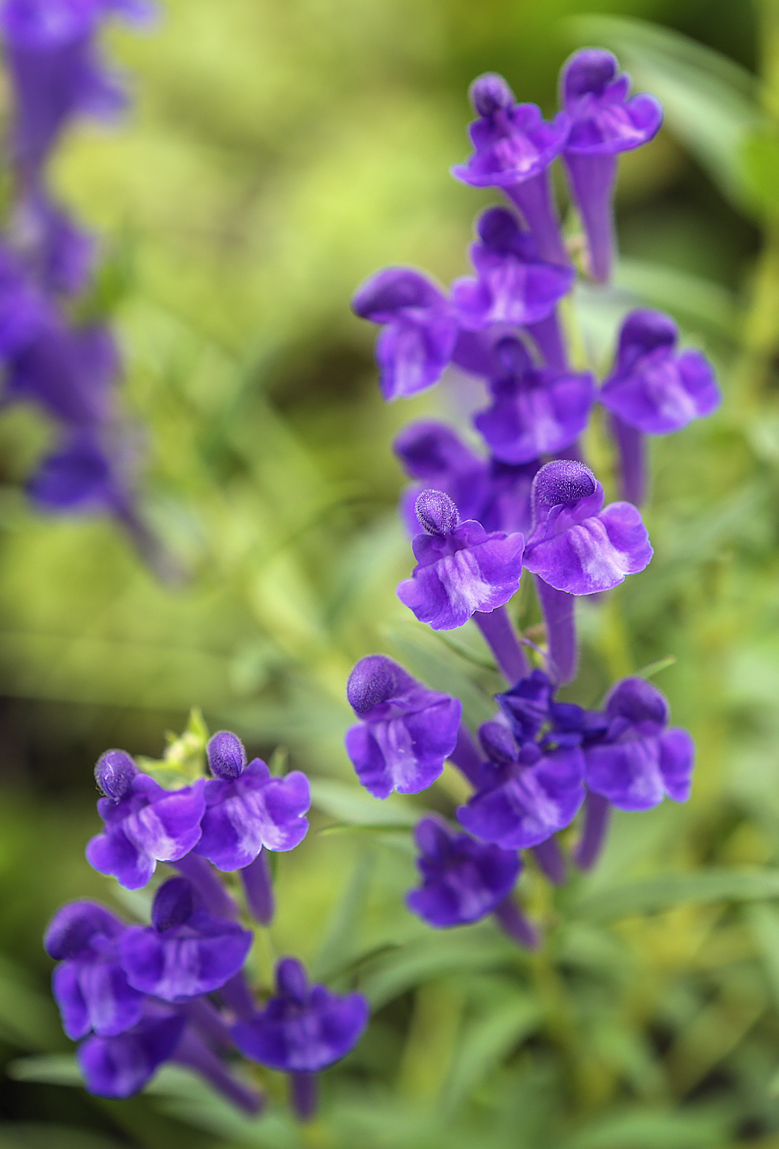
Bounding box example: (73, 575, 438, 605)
(473, 335, 595, 464)
(86, 750, 205, 890)
(452, 73, 570, 266)
(119, 877, 253, 1002)
(193, 734, 310, 871)
(406, 816, 520, 927)
(232, 957, 369, 1121)
(561, 49, 663, 283)
(351, 267, 459, 399)
(27, 430, 130, 514)
(397, 489, 525, 630)
(11, 187, 95, 294)
(0, 244, 50, 354)
(345, 654, 461, 798)
(44, 900, 143, 1039)
(457, 720, 585, 850)
(77, 1006, 186, 1099)
(600, 309, 721, 504)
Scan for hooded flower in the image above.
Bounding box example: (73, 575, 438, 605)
(45, 900, 143, 1039)
(397, 489, 525, 630)
(345, 655, 461, 798)
(582, 677, 694, 810)
(119, 877, 253, 1002)
(522, 459, 652, 595)
(351, 267, 458, 399)
(600, 309, 721, 434)
(473, 335, 595, 464)
(561, 49, 663, 156)
(232, 958, 369, 1073)
(77, 1006, 186, 1099)
(27, 430, 130, 514)
(86, 750, 205, 890)
(457, 721, 585, 850)
(406, 816, 520, 927)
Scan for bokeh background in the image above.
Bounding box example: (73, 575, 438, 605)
(2, 0, 779, 1145)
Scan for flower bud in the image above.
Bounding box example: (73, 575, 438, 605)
(415, 489, 458, 537)
(94, 749, 137, 800)
(470, 73, 515, 117)
(206, 731, 247, 780)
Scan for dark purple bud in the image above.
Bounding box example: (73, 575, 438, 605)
(493, 336, 533, 377)
(44, 901, 123, 960)
(151, 878, 195, 933)
(562, 49, 618, 104)
(604, 677, 669, 732)
(476, 206, 523, 251)
(470, 73, 515, 117)
(276, 957, 308, 1003)
(532, 459, 596, 511)
(415, 489, 459, 537)
(207, 731, 247, 780)
(94, 749, 137, 800)
(479, 722, 518, 764)
(347, 655, 410, 716)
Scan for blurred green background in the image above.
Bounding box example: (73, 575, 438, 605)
(3, 0, 779, 1145)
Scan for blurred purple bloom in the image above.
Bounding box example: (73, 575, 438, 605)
(0, 244, 51, 354)
(397, 489, 525, 630)
(406, 816, 520, 927)
(1, 0, 153, 178)
(119, 877, 253, 1002)
(345, 655, 460, 798)
(561, 50, 663, 282)
(458, 720, 585, 849)
(523, 460, 652, 595)
(4, 320, 118, 426)
(496, 668, 555, 742)
(452, 74, 569, 265)
(12, 187, 95, 294)
(232, 958, 369, 1073)
(86, 769, 205, 890)
(27, 430, 130, 514)
(77, 1006, 185, 1099)
(584, 677, 694, 810)
(601, 310, 720, 434)
(194, 754, 310, 871)
(45, 900, 143, 1039)
(352, 267, 458, 399)
(452, 207, 574, 329)
(473, 335, 595, 464)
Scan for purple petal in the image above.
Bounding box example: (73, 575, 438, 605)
(475, 370, 595, 464)
(375, 314, 457, 400)
(85, 826, 156, 890)
(524, 502, 652, 595)
(585, 738, 666, 811)
(119, 919, 252, 1001)
(233, 993, 369, 1072)
(194, 766, 309, 870)
(658, 727, 695, 802)
(345, 695, 461, 798)
(123, 781, 205, 862)
(352, 267, 446, 321)
(77, 1011, 186, 1099)
(75, 958, 145, 1036)
(44, 900, 124, 960)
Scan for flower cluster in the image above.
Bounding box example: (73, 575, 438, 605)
(347, 49, 710, 942)
(0, 0, 161, 559)
(45, 728, 368, 1120)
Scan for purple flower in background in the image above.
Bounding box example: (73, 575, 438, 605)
(453, 73, 569, 266)
(584, 677, 694, 811)
(77, 1006, 186, 1099)
(473, 335, 595, 464)
(453, 206, 574, 329)
(12, 188, 95, 294)
(406, 816, 520, 927)
(86, 752, 205, 889)
(523, 459, 652, 595)
(601, 310, 720, 504)
(232, 957, 369, 1073)
(119, 877, 253, 1002)
(457, 721, 585, 849)
(44, 900, 143, 1039)
(0, 0, 154, 178)
(352, 267, 458, 400)
(397, 489, 525, 630)
(27, 430, 130, 514)
(561, 49, 663, 282)
(0, 244, 51, 354)
(4, 320, 118, 426)
(345, 654, 461, 798)
(194, 744, 310, 871)
(496, 668, 555, 742)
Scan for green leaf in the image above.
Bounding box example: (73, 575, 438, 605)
(0, 1123, 128, 1149)
(574, 869, 779, 924)
(309, 778, 420, 828)
(0, 957, 61, 1050)
(569, 16, 762, 210)
(136, 706, 210, 786)
(312, 848, 375, 981)
(616, 260, 738, 342)
(7, 1055, 82, 1086)
(560, 1105, 729, 1149)
(746, 902, 779, 1011)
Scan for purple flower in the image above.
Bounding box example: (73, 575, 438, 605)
(1, 0, 154, 178)
(522, 460, 652, 595)
(394, 421, 537, 537)
(583, 677, 694, 811)
(193, 746, 310, 871)
(397, 489, 525, 630)
(560, 50, 663, 283)
(473, 336, 595, 464)
(406, 816, 520, 927)
(457, 721, 585, 849)
(345, 655, 461, 798)
(118, 877, 253, 1002)
(12, 187, 95, 294)
(496, 668, 555, 742)
(44, 900, 143, 1039)
(4, 320, 118, 426)
(0, 244, 51, 355)
(232, 957, 369, 1073)
(351, 267, 458, 399)
(27, 430, 129, 514)
(452, 207, 574, 329)
(452, 74, 570, 266)
(600, 310, 721, 434)
(86, 755, 205, 890)
(77, 1006, 186, 1099)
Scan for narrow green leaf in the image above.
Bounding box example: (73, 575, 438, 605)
(574, 869, 779, 923)
(309, 778, 419, 828)
(312, 849, 375, 981)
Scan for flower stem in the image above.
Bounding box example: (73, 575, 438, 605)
(563, 152, 617, 284)
(573, 792, 612, 870)
(534, 577, 577, 685)
(289, 1071, 318, 1121)
(448, 724, 483, 786)
(474, 606, 529, 683)
(609, 414, 646, 506)
(173, 1030, 264, 1115)
(173, 854, 240, 921)
(494, 896, 540, 948)
(240, 851, 274, 925)
(526, 309, 569, 370)
(507, 170, 568, 266)
(532, 836, 567, 885)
